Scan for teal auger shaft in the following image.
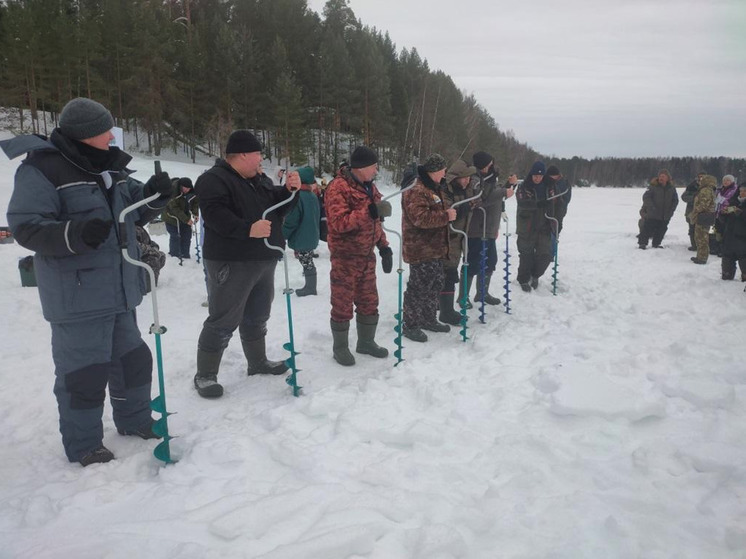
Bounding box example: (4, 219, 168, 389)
(393, 270, 404, 365)
(151, 332, 176, 464)
(552, 233, 559, 296)
(284, 291, 302, 397)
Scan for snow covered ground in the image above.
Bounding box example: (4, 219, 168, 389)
(1, 134, 744, 558)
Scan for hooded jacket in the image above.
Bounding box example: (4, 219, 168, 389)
(641, 173, 679, 222)
(3, 131, 166, 323)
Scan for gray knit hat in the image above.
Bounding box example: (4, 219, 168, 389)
(59, 98, 115, 140)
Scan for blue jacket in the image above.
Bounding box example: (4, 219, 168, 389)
(282, 187, 320, 252)
(3, 132, 167, 323)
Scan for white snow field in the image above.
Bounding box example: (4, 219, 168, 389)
(1, 135, 744, 558)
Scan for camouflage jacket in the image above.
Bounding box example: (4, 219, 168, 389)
(325, 166, 388, 258)
(402, 176, 450, 264)
(688, 176, 716, 225)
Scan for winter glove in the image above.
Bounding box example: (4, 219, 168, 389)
(81, 218, 114, 249)
(144, 171, 172, 198)
(376, 200, 392, 218)
(379, 246, 393, 274)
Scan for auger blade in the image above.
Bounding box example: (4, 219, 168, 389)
(150, 395, 166, 414)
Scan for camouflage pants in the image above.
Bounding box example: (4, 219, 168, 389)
(330, 253, 379, 322)
(297, 250, 316, 275)
(694, 225, 710, 262)
(404, 260, 444, 329)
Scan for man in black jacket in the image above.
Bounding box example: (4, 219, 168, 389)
(193, 130, 300, 398)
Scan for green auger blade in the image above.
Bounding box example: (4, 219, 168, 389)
(150, 395, 167, 414)
(285, 374, 303, 396)
(282, 342, 300, 356)
(154, 437, 177, 464)
(152, 415, 174, 438)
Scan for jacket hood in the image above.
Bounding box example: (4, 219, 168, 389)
(0, 134, 56, 159)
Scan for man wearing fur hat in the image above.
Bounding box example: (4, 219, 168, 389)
(438, 159, 476, 325)
(325, 146, 392, 366)
(193, 130, 301, 399)
(464, 151, 511, 306)
(401, 154, 457, 342)
(3, 97, 173, 465)
(638, 169, 678, 249)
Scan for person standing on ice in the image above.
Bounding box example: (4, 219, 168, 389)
(192, 130, 301, 399)
(281, 166, 321, 297)
(162, 176, 199, 260)
(438, 159, 476, 325)
(515, 161, 557, 292)
(325, 146, 392, 366)
(688, 174, 716, 265)
(2, 97, 173, 466)
(546, 165, 571, 233)
(719, 180, 746, 281)
(638, 169, 678, 249)
(681, 172, 705, 252)
(463, 151, 512, 307)
(401, 154, 457, 342)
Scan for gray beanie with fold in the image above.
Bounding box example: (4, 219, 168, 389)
(59, 98, 115, 140)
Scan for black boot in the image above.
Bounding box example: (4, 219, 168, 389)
(117, 417, 162, 440)
(530, 276, 539, 289)
(331, 319, 355, 366)
(79, 446, 115, 467)
(402, 325, 428, 343)
(296, 272, 317, 297)
(477, 274, 501, 305)
(438, 292, 462, 326)
(355, 314, 388, 358)
(194, 349, 224, 398)
(242, 337, 289, 376)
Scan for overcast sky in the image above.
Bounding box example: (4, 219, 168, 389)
(307, 0, 745, 159)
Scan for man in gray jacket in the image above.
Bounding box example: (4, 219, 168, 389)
(3, 98, 172, 466)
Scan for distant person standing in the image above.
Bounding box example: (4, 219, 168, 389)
(192, 130, 300, 399)
(720, 181, 746, 281)
(282, 166, 321, 297)
(712, 174, 738, 256)
(681, 173, 704, 251)
(162, 177, 198, 260)
(688, 174, 716, 264)
(638, 169, 678, 249)
(3, 97, 172, 466)
(515, 161, 556, 292)
(546, 165, 571, 233)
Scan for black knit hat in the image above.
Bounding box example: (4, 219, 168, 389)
(178, 177, 193, 190)
(422, 153, 447, 172)
(350, 146, 378, 169)
(226, 130, 263, 154)
(472, 151, 493, 170)
(530, 161, 546, 176)
(546, 165, 561, 176)
(59, 98, 115, 140)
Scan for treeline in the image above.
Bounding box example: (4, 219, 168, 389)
(546, 156, 746, 188)
(0, 0, 541, 176)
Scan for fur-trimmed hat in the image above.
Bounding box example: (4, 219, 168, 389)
(422, 153, 447, 173)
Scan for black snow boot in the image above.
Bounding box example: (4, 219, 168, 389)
(438, 292, 462, 326)
(476, 274, 501, 305)
(117, 418, 162, 440)
(79, 446, 115, 467)
(194, 349, 224, 398)
(296, 272, 317, 297)
(402, 325, 428, 343)
(242, 337, 289, 376)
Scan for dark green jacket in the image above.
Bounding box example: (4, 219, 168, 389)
(162, 181, 199, 226)
(282, 187, 320, 252)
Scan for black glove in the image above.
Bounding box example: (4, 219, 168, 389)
(379, 246, 393, 274)
(81, 218, 114, 249)
(368, 203, 379, 220)
(144, 172, 172, 198)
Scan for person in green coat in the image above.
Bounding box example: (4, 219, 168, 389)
(162, 177, 199, 259)
(282, 166, 321, 296)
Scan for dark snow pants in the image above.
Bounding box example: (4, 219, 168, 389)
(166, 221, 193, 258)
(516, 233, 554, 285)
(639, 218, 668, 247)
(51, 311, 153, 462)
(722, 255, 746, 280)
(466, 238, 498, 275)
(404, 260, 444, 329)
(330, 253, 379, 322)
(199, 259, 277, 353)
